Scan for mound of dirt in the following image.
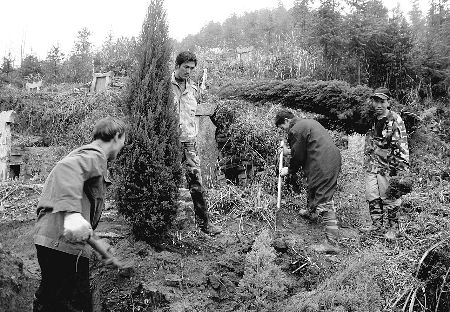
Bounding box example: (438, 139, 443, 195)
(0, 246, 38, 312)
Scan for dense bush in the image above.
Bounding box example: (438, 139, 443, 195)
(0, 85, 124, 148)
(115, 0, 182, 242)
(217, 79, 377, 133)
(213, 98, 282, 168)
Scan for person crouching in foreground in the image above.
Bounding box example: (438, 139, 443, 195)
(33, 117, 126, 312)
(276, 110, 341, 254)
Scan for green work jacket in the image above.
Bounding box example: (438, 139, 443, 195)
(34, 143, 110, 258)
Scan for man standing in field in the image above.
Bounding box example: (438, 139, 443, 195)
(276, 109, 341, 254)
(33, 117, 126, 312)
(171, 51, 221, 235)
(362, 89, 409, 240)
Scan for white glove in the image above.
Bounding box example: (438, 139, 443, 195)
(278, 142, 291, 156)
(63, 213, 93, 243)
(280, 167, 289, 177)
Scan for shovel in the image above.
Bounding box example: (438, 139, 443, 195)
(87, 237, 134, 277)
(275, 140, 284, 230)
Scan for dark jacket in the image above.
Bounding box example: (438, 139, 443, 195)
(287, 117, 341, 188)
(34, 143, 111, 258)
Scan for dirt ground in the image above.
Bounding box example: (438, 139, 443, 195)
(0, 136, 366, 312)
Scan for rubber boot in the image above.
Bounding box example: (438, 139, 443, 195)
(191, 190, 221, 235)
(311, 210, 340, 254)
(360, 199, 383, 233)
(384, 205, 400, 241)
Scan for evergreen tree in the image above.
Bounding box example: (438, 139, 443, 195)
(1, 52, 15, 77)
(115, 0, 182, 241)
(66, 27, 94, 82)
(43, 45, 65, 83)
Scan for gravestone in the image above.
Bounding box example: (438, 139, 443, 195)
(90, 71, 114, 92)
(195, 102, 219, 187)
(0, 111, 19, 180)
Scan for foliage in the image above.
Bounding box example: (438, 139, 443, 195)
(20, 55, 42, 79)
(64, 27, 94, 83)
(42, 45, 65, 84)
(1, 52, 15, 77)
(0, 85, 124, 148)
(94, 34, 137, 76)
(218, 79, 374, 133)
(284, 249, 386, 312)
(175, 0, 449, 101)
(115, 0, 182, 242)
(213, 98, 282, 168)
(236, 229, 290, 312)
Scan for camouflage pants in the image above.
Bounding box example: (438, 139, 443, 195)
(365, 173, 401, 228)
(182, 141, 209, 228)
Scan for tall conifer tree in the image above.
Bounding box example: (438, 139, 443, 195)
(116, 0, 182, 241)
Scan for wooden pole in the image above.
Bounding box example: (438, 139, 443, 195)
(276, 140, 284, 230)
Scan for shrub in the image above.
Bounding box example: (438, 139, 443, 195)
(213, 98, 282, 168)
(217, 79, 375, 133)
(236, 229, 290, 312)
(284, 249, 388, 312)
(0, 85, 124, 148)
(115, 0, 182, 241)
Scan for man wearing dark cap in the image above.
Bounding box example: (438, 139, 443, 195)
(276, 109, 342, 254)
(362, 89, 409, 240)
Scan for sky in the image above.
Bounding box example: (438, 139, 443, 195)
(0, 0, 429, 65)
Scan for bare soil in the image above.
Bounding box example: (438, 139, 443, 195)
(0, 137, 365, 312)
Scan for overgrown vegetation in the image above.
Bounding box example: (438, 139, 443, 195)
(0, 85, 124, 148)
(114, 0, 182, 242)
(179, 0, 449, 101)
(218, 79, 375, 133)
(236, 229, 290, 311)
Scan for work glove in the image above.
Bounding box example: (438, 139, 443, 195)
(63, 212, 93, 243)
(280, 167, 289, 177)
(278, 141, 291, 156)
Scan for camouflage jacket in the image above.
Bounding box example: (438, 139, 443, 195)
(171, 72, 200, 142)
(364, 110, 409, 175)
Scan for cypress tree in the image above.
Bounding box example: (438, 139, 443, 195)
(115, 0, 182, 241)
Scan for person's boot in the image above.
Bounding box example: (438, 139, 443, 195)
(191, 190, 222, 235)
(360, 199, 383, 233)
(384, 205, 400, 240)
(311, 210, 340, 254)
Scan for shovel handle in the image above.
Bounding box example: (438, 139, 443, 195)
(87, 237, 123, 269)
(277, 140, 284, 210)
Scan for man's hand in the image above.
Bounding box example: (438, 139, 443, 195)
(63, 213, 93, 243)
(280, 167, 289, 177)
(278, 142, 291, 156)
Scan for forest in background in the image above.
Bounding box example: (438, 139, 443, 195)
(1, 0, 449, 103)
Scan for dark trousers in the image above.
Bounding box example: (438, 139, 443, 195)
(33, 245, 92, 312)
(182, 141, 209, 228)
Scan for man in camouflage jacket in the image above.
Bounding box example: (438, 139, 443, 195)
(363, 91, 409, 240)
(171, 51, 221, 235)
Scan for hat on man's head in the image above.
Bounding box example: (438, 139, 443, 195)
(370, 88, 390, 100)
